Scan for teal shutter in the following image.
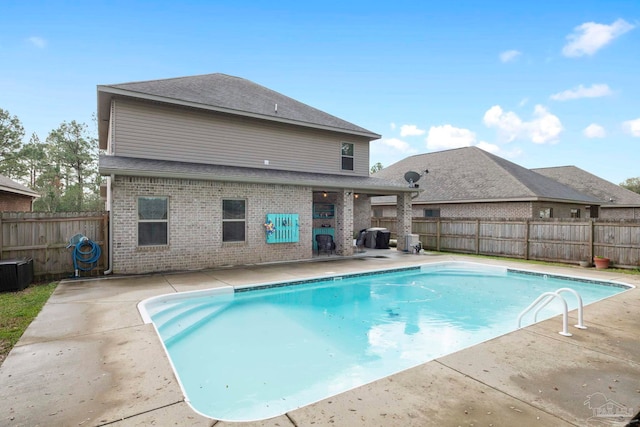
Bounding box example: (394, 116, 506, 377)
(265, 214, 299, 243)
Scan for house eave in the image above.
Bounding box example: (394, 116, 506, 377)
(0, 186, 39, 199)
(97, 87, 381, 149)
(99, 165, 417, 195)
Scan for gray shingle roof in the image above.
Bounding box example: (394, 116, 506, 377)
(97, 73, 380, 145)
(0, 175, 39, 198)
(533, 166, 640, 207)
(100, 155, 415, 195)
(371, 147, 600, 204)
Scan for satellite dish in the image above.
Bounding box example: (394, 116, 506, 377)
(404, 171, 421, 187)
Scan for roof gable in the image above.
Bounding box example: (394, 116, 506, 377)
(372, 147, 599, 204)
(532, 166, 640, 207)
(98, 73, 380, 147)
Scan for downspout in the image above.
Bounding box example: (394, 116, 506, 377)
(104, 174, 114, 275)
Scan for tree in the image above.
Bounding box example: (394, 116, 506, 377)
(18, 133, 47, 187)
(620, 177, 640, 194)
(46, 121, 98, 211)
(0, 108, 25, 176)
(370, 162, 383, 174)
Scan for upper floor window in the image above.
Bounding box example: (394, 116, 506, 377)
(570, 208, 580, 218)
(138, 196, 168, 246)
(223, 199, 246, 242)
(341, 142, 354, 171)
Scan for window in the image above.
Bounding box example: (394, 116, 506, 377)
(341, 142, 354, 171)
(539, 208, 553, 218)
(372, 207, 383, 218)
(424, 209, 441, 218)
(223, 199, 246, 242)
(138, 196, 168, 246)
(570, 208, 580, 218)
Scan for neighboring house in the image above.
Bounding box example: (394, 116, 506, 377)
(533, 166, 640, 220)
(371, 147, 601, 219)
(97, 73, 416, 275)
(0, 175, 39, 212)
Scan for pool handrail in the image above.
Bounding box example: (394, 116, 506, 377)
(517, 291, 572, 336)
(532, 287, 587, 330)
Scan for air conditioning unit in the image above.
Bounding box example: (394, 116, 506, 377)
(405, 234, 420, 252)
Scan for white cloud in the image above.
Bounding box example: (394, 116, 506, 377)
(27, 36, 47, 48)
(379, 137, 415, 152)
(426, 125, 476, 150)
(499, 50, 521, 63)
(400, 124, 426, 137)
(370, 137, 419, 168)
(550, 84, 612, 101)
(475, 141, 500, 153)
(562, 18, 635, 57)
(390, 122, 396, 130)
(623, 118, 640, 137)
(583, 123, 606, 138)
(483, 104, 562, 144)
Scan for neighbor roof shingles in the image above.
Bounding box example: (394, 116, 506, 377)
(372, 147, 600, 204)
(533, 166, 640, 207)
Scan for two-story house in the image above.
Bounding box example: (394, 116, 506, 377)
(98, 73, 416, 274)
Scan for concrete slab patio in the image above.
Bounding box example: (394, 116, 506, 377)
(1, 252, 638, 426)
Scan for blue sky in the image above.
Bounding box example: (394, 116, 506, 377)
(1, 1, 638, 184)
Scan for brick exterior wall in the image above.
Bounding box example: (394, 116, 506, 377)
(600, 207, 640, 219)
(406, 201, 590, 219)
(111, 176, 312, 274)
(353, 195, 372, 234)
(0, 192, 33, 212)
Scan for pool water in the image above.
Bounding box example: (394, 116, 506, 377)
(140, 262, 630, 421)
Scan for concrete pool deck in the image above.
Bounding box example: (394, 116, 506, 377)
(1, 251, 639, 426)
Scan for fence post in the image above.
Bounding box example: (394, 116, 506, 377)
(589, 219, 594, 260)
(475, 219, 480, 254)
(436, 219, 441, 251)
(524, 219, 530, 260)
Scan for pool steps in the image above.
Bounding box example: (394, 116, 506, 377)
(517, 288, 587, 336)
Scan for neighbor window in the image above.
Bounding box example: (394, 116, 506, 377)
(424, 209, 441, 218)
(539, 208, 553, 218)
(372, 207, 383, 218)
(138, 196, 168, 246)
(570, 208, 580, 218)
(341, 142, 354, 171)
(223, 199, 246, 242)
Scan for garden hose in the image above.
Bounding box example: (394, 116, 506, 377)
(72, 237, 102, 276)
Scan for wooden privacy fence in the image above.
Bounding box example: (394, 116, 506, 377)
(0, 212, 108, 280)
(371, 217, 640, 268)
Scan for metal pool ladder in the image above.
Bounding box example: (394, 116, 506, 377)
(517, 288, 587, 337)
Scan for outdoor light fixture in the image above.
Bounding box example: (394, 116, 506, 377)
(354, 194, 359, 199)
(323, 191, 328, 198)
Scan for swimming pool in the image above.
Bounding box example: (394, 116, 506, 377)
(138, 261, 631, 422)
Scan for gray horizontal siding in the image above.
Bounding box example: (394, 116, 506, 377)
(112, 99, 371, 176)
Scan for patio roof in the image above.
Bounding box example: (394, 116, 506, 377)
(99, 155, 418, 195)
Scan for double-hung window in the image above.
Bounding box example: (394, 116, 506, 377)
(138, 196, 168, 246)
(341, 142, 354, 171)
(223, 199, 246, 242)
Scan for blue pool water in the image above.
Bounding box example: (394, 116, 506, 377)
(139, 262, 631, 421)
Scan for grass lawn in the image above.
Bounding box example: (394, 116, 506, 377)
(0, 282, 57, 365)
